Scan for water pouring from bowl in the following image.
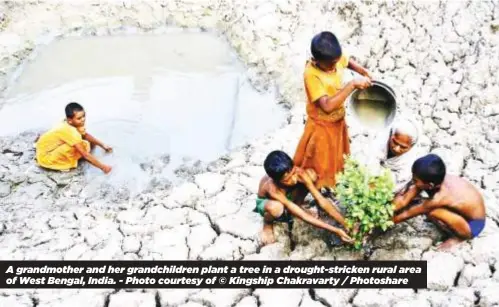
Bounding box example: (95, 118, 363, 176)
(348, 80, 397, 131)
(348, 80, 397, 182)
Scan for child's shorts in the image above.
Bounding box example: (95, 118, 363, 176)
(468, 219, 485, 238)
(253, 197, 293, 223)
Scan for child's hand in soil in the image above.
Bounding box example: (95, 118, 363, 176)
(337, 229, 355, 244)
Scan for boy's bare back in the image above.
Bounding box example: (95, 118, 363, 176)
(433, 175, 485, 220)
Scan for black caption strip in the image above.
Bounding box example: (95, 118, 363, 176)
(0, 260, 427, 289)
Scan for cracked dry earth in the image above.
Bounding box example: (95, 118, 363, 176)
(1, 0, 499, 306)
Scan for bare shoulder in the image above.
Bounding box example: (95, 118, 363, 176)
(261, 177, 279, 195)
(447, 175, 482, 198)
(258, 175, 268, 186)
(258, 176, 272, 195)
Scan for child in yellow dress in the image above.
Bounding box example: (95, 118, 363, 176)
(294, 31, 372, 189)
(35, 102, 113, 174)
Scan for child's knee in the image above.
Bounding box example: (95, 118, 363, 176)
(427, 209, 471, 239)
(427, 210, 446, 226)
(264, 200, 285, 218)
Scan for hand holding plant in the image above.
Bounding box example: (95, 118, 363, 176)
(336, 229, 355, 244)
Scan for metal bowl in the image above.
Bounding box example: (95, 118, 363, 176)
(348, 80, 397, 130)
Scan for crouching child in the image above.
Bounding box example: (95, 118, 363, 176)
(35, 102, 113, 174)
(393, 154, 486, 250)
(254, 150, 354, 245)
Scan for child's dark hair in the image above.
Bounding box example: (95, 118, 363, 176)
(412, 154, 446, 185)
(65, 102, 84, 119)
(264, 150, 293, 182)
(311, 31, 342, 62)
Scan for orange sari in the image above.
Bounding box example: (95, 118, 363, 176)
(294, 55, 351, 189)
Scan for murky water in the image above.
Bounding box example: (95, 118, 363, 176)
(353, 99, 392, 128)
(350, 86, 395, 130)
(0, 31, 286, 192)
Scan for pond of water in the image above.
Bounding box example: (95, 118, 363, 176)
(0, 30, 286, 192)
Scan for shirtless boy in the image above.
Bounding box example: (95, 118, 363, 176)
(393, 154, 486, 250)
(254, 150, 353, 245)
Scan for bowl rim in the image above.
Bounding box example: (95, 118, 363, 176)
(371, 80, 396, 98)
(347, 80, 397, 130)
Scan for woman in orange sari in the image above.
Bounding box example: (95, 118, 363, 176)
(294, 31, 372, 189)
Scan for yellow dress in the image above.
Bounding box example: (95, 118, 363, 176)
(293, 54, 351, 189)
(35, 121, 90, 170)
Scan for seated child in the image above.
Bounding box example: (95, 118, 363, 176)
(35, 102, 113, 174)
(254, 150, 353, 245)
(393, 154, 486, 250)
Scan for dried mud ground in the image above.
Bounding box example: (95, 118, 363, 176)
(0, 0, 499, 306)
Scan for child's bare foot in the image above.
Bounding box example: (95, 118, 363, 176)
(261, 224, 276, 245)
(437, 237, 464, 251)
